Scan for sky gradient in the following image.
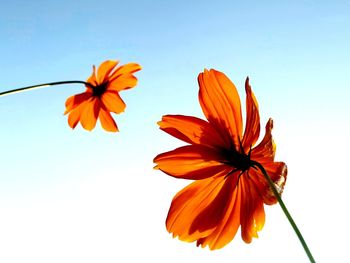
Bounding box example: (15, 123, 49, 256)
(1, 1, 350, 262)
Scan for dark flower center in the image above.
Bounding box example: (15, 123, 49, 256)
(92, 82, 108, 97)
(223, 147, 252, 173)
(221, 139, 257, 181)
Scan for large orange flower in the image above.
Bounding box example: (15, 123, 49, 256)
(154, 69, 287, 250)
(65, 60, 141, 132)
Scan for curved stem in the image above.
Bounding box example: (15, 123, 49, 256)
(0, 81, 94, 97)
(251, 160, 316, 263)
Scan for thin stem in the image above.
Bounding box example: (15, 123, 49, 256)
(251, 160, 316, 263)
(0, 81, 94, 97)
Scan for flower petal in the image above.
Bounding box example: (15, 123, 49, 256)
(239, 177, 265, 243)
(154, 145, 231, 180)
(86, 65, 98, 86)
(251, 118, 275, 163)
(242, 77, 260, 151)
(108, 63, 141, 91)
(108, 74, 138, 91)
(191, 174, 242, 250)
(100, 90, 126, 114)
(96, 60, 119, 84)
(250, 162, 287, 205)
(166, 176, 228, 243)
(79, 97, 100, 131)
(158, 115, 227, 149)
(195, 178, 241, 250)
(67, 99, 91, 129)
(198, 69, 243, 150)
(99, 107, 119, 132)
(111, 63, 142, 78)
(64, 92, 92, 114)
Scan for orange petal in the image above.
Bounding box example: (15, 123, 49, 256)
(108, 63, 141, 91)
(154, 145, 231, 180)
(96, 60, 119, 84)
(67, 99, 90, 129)
(189, 174, 239, 248)
(86, 65, 98, 86)
(198, 69, 243, 150)
(79, 97, 100, 131)
(166, 176, 228, 243)
(242, 77, 260, 151)
(196, 178, 241, 250)
(158, 115, 226, 149)
(100, 91, 126, 114)
(253, 201, 265, 232)
(99, 107, 119, 132)
(239, 177, 265, 243)
(64, 92, 92, 114)
(251, 118, 276, 163)
(108, 74, 138, 91)
(110, 63, 142, 78)
(249, 162, 287, 205)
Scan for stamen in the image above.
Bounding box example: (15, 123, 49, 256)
(238, 136, 244, 154)
(236, 170, 247, 187)
(92, 83, 107, 97)
(224, 168, 238, 179)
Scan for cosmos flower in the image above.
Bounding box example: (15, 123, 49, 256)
(154, 69, 287, 250)
(64, 60, 141, 132)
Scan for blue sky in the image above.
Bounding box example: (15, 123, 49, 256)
(0, 1, 349, 262)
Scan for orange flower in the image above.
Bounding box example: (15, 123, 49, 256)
(154, 69, 287, 250)
(64, 60, 141, 132)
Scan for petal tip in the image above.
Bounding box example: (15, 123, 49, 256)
(245, 77, 251, 92)
(157, 120, 164, 127)
(266, 118, 274, 130)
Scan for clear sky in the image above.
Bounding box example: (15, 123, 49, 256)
(0, 0, 349, 262)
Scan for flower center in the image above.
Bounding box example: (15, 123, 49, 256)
(92, 82, 107, 97)
(223, 147, 252, 173)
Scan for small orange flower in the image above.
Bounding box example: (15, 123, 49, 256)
(65, 60, 141, 132)
(154, 69, 287, 250)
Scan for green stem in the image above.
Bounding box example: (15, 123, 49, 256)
(0, 81, 94, 97)
(251, 160, 316, 263)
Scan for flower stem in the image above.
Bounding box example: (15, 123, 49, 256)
(251, 160, 316, 263)
(0, 81, 94, 97)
